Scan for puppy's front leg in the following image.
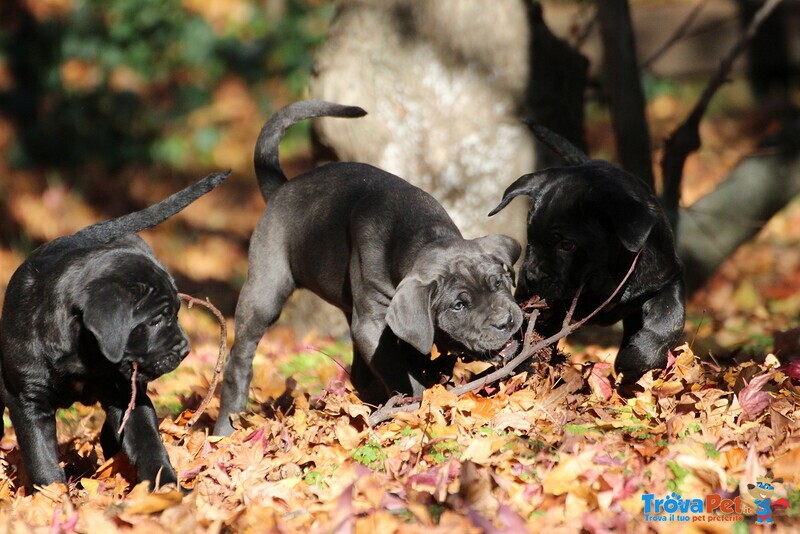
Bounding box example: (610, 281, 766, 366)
(615, 278, 685, 383)
(101, 388, 177, 489)
(350, 310, 426, 404)
(5, 395, 64, 487)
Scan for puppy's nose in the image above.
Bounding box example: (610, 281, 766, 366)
(491, 314, 515, 332)
(174, 339, 190, 358)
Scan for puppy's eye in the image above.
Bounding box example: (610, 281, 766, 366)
(493, 278, 503, 290)
(451, 301, 466, 312)
(558, 240, 575, 252)
(148, 309, 168, 327)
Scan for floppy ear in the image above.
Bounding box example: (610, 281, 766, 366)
(601, 191, 657, 252)
(83, 284, 134, 363)
(385, 277, 435, 354)
(473, 234, 521, 285)
(488, 169, 553, 216)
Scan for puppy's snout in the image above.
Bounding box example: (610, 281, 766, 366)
(491, 314, 516, 332)
(174, 337, 190, 358)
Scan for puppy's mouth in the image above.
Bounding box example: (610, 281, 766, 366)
(442, 328, 520, 360)
(126, 344, 189, 382)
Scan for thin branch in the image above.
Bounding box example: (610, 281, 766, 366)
(572, 9, 598, 49)
(660, 0, 784, 229)
(369, 252, 641, 426)
(562, 284, 584, 327)
(178, 293, 228, 428)
(118, 362, 138, 435)
(640, 0, 709, 70)
(367, 394, 417, 427)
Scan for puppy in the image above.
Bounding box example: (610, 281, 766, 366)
(214, 100, 523, 436)
(490, 160, 685, 383)
(0, 170, 229, 490)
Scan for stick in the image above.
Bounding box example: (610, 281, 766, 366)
(562, 284, 584, 327)
(118, 362, 138, 435)
(368, 252, 641, 426)
(178, 293, 228, 428)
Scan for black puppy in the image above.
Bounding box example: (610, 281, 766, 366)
(490, 160, 685, 383)
(0, 170, 229, 490)
(214, 100, 523, 436)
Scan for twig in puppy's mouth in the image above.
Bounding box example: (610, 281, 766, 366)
(178, 293, 227, 428)
(119, 361, 138, 435)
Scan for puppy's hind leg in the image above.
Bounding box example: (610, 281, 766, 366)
(214, 261, 294, 436)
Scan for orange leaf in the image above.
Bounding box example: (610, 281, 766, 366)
(125, 490, 183, 515)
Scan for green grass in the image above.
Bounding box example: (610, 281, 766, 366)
(351, 440, 387, 470)
(666, 460, 691, 493)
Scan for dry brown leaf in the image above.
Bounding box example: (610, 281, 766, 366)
(124, 489, 184, 515)
(542, 451, 595, 496)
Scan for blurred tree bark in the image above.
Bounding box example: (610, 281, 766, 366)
(597, 0, 655, 191)
(737, 0, 791, 105)
(678, 126, 800, 293)
(524, 0, 589, 168)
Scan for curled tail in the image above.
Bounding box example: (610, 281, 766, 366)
(75, 170, 230, 243)
(254, 100, 367, 201)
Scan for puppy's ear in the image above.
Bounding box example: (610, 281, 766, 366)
(473, 234, 521, 284)
(83, 284, 133, 363)
(386, 277, 435, 354)
(488, 169, 553, 216)
(601, 192, 657, 252)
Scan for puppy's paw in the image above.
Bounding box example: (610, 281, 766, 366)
(614, 345, 664, 385)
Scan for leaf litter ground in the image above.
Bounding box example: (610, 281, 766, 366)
(1, 297, 799, 532)
(2, 91, 800, 532)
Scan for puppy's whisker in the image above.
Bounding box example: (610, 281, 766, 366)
(118, 361, 138, 435)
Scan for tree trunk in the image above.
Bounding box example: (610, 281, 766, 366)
(678, 143, 800, 294)
(737, 0, 791, 103)
(524, 0, 589, 168)
(597, 0, 655, 191)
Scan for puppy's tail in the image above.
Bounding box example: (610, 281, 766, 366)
(254, 100, 367, 201)
(74, 170, 230, 243)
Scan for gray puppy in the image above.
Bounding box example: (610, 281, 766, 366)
(0, 171, 228, 490)
(490, 160, 685, 383)
(214, 101, 523, 436)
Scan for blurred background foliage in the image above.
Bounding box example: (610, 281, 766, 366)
(0, 0, 332, 172)
(1, 0, 799, 354)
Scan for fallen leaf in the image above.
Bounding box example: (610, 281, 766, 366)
(124, 490, 184, 515)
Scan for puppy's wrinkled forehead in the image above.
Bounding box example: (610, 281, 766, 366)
(420, 249, 508, 290)
(101, 253, 179, 312)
